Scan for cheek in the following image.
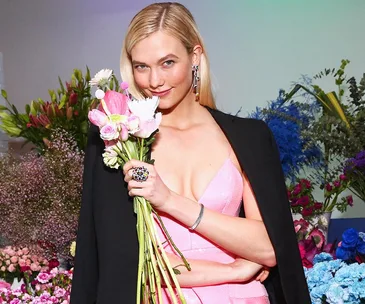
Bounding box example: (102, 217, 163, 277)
(168, 65, 192, 87)
(133, 72, 149, 89)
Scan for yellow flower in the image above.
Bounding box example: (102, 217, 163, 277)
(70, 241, 76, 257)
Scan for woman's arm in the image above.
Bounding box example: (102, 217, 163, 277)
(164, 183, 276, 267)
(163, 253, 268, 287)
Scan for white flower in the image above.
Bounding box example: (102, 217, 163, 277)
(128, 96, 160, 121)
(89, 69, 113, 87)
(103, 146, 119, 169)
(95, 89, 105, 99)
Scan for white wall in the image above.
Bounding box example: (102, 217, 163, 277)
(0, 0, 364, 218)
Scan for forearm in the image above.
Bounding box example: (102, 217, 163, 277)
(165, 253, 237, 287)
(164, 192, 276, 267)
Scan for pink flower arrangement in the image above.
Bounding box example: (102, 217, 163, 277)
(0, 245, 51, 288)
(322, 174, 353, 213)
(0, 267, 72, 303)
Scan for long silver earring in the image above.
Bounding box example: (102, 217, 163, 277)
(192, 65, 200, 101)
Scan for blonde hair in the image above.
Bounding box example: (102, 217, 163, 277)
(120, 2, 216, 109)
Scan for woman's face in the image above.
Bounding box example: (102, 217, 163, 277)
(130, 31, 200, 110)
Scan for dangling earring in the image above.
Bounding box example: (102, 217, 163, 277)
(192, 65, 200, 101)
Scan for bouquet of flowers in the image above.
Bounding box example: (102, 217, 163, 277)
(0, 68, 95, 152)
(336, 228, 365, 264)
(0, 267, 72, 303)
(304, 253, 365, 303)
(345, 150, 365, 202)
(0, 245, 55, 292)
(88, 69, 189, 304)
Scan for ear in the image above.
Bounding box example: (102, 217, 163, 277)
(192, 45, 203, 66)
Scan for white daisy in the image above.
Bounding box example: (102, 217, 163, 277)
(89, 69, 113, 87)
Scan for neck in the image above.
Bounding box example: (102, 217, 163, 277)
(159, 93, 205, 130)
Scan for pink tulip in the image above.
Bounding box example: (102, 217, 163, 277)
(100, 90, 129, 115)
(88, 109, 108, 127)
(119, 124, 129, 141)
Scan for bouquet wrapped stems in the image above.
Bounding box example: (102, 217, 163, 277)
(123, 139, 191, 304)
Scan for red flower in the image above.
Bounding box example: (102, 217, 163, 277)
(302, 258, 313, 268)
(346, 195, 353, 206)
(340, 174, 346, 181)
(298, 244, 306, 259)
(48, 258, 60, 269)
(302, 207, 314, 217)
(301, 179, 311, 189)
(334, 180, 341, 188)
(20, 266, 31, 272)
(314, 202, 323, 210)
(293, 184, 302, 196)
(297, 196, 310, 206)
(325, 183, 333, 192)
(26, 123, 32, 128)
(69, 92, 78, 105)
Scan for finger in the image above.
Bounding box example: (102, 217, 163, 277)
(259, 270, 270, 282)
(123, 159, 151, 175)
(128, 187, 146, 197)
(255, 271, 264, 281)
(127, 180, 149, 191)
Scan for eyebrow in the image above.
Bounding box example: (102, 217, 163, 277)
(132, 54, 179, 65)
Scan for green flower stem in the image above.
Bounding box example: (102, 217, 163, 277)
(148, 205, 187, 304)
(326, 193, 339, 212)
(136, 199, 146, 304)
(139, 198, 180, 304)
(146, 237, 158, 303)
(153, 210, 191, 271)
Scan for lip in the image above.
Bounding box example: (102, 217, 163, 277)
(150, 88, 172, 97)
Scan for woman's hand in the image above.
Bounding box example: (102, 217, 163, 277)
(229, 258, 270, 283)
(123, 159, 172, 211)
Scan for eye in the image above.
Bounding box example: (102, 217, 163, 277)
(134, 64, 148, 71)
(163, 60, 175, 67)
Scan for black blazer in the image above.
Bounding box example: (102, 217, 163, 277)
(70, 108, 311, 304)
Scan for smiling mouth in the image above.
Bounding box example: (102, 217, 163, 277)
(150, 88, 172, 97)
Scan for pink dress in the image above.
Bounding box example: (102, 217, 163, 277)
(155, 157, 270, 304)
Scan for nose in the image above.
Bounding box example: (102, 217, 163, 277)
(149, 68, 164, 89)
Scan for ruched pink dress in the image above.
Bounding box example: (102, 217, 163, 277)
(155, 157, 270, 303)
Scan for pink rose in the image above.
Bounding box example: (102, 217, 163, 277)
(26, 259, 31, 266)
(5, 260, 10, 266)
(88, 109, 108, 127)
(18, 259, 26, 267)
(8, 250, 16, 257)
(134, 113, 162, 139)
(10, 256, 18, 263)
(7, 264, 15, 272)
(0, 266, 5, 271)
(100, 123, 119, 141)
(22, 248, 29, 255)
(30, 263, 39, 272)
(16, 250, 23, 256)
(31, 255, 38, 263)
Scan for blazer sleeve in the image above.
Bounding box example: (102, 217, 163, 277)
(262, 122, 312, 304)
(70, 124, 100, 304)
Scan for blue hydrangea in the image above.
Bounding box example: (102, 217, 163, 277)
(348, 280, 365, 300)
(310, 284, 330, 302)
(334, 264, 357, 287)
(325, 283, 349, 303)
(313, 252, 333, 264)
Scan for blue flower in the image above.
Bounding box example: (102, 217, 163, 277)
(325, 283, 349, 303)
(310, 284, 330, 302)
(336, 246, 356, 261)
(334, 264, 356, 287)
(248, 89, 323, 180)
(341, 228, 359, 249)
(356, 237, 365, 254)
(348, 280, 365, 300)
(313, 252, 333, 264)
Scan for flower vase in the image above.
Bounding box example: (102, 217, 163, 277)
(311, 211, 332, 245)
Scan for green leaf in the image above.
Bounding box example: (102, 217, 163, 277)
(0, 105, 9, 111)
(1, 89, 7, 99)
(25, 104, 31, 115)
(58, 76, 66, 93)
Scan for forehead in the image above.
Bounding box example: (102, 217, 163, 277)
(130, 31, 188, 62)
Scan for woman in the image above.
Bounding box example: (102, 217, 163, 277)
(70, 2, 311, 304)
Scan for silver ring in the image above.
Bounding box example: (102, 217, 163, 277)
(132, 166, 149, 182)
